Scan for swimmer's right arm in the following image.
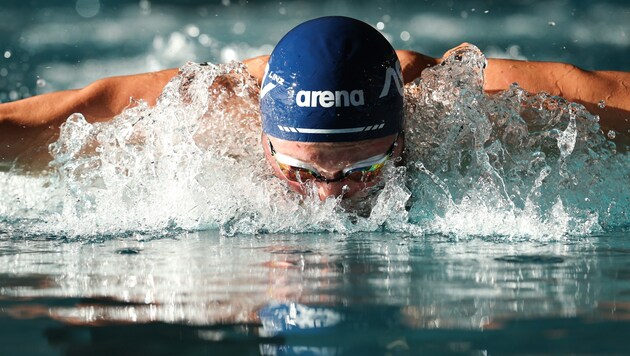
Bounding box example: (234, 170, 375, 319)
(0, 59, 267, 168)
(243, 55, 269, 85)
(0, 69, 178, 167)
(0, 56, 269, 128)
(0, 68, 179, 128)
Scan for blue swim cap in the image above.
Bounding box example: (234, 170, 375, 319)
(260, 16, 404, 143)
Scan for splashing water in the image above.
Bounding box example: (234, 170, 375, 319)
(404, 45, 627, 237)
(0, 46, 627, 239)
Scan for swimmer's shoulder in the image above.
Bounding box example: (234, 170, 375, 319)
(243, 55, 269, 85)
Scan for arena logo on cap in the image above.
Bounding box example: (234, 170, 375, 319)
(295, 89, 365, 108)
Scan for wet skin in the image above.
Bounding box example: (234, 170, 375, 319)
(262, 133, 404, 200)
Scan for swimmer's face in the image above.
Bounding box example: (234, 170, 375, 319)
(262, 133, 403, 201)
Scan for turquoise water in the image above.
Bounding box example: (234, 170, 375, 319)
(1, 0, 630, 355)
(2, 231, 630, 354)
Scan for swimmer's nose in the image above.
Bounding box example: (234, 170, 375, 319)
(315, 181, 351, 200)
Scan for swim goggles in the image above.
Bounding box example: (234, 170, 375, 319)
(268, 135, 398, 183)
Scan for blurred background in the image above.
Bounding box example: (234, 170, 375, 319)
(0, 0, 628, 101)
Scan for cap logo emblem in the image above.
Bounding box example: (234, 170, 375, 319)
(379, 61, 404, 98)
(295, 90, 365, 108)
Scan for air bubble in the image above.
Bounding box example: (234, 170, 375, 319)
(548, 21, 556, 27)
(3, 51, 10, 59)
(376, 22, 385, 30)
(607, 130, 616, 139)
(36, 78, 47, 87)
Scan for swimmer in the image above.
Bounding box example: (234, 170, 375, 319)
(1, 16, 629, 200)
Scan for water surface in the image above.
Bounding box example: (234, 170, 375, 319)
(1, 1, 629, 355)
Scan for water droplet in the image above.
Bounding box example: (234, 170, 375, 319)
(598, 100, 606, 108)
(221, 47, 237, 62)
(221, 0, 230, 6)
(3, 51, 10, 59)
(185, 25, 200, 38)
(0, 68, 7, 77)
(607, 130, 616, 139)
(548, 21, 556, 27)
(484, 10, 489, 14)
(278, 7, 286, 15)
(232, 22, 246, 35)
(508, 45, 520, 58)
(198, 34, 212, 46)
(382, 15, 391, 22)
(36, 78, 47, 87)
(139, 0, 151, 15)
(75, 0, 101, 18)
(376, 21, 385, 30)
(532, 151, 545, 159)
(400, 31, 410, 41)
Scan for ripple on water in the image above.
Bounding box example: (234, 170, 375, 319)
(494, 255, 565, 264)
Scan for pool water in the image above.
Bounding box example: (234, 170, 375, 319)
(1, 0, 629, 355)
(2, 231, 630, 354)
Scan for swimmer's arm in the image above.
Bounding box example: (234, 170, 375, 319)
(243, 55, 270, 85)
(0, 69, 178, 168)
(484, 59, 630, 132)
(0, 68, 179, 128)
(399, 46, 629, 132)
(396, 50, 440, 84)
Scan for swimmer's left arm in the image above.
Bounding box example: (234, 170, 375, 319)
(396, 50, 440, 84)
(484, 58, 630, 133)
(398, 45, 630, 133)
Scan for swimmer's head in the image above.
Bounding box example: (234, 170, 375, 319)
(260, 16, 404, 143)
(260, 16, 405, 201)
